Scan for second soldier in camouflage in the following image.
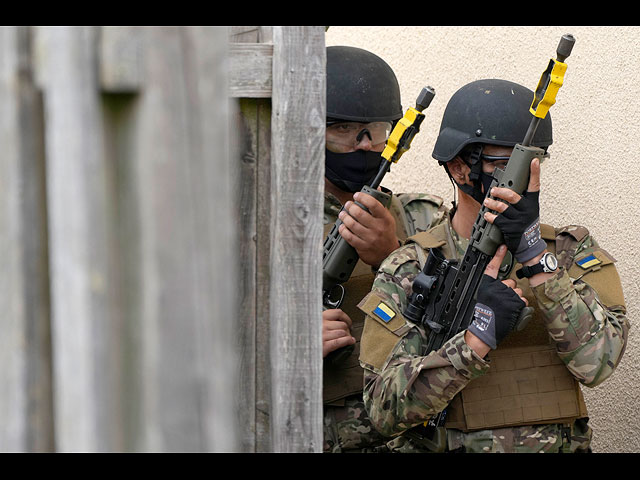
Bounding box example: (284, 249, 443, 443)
(357, 79, 630, 453)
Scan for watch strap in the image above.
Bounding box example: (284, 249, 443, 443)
(516, 252, 558, 279)
(516, 263, 544, 279)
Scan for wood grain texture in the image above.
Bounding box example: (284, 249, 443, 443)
(269, 26, 325, 453)
(0, 25, 326, 453)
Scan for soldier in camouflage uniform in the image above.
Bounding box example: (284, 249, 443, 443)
(321, 46, 448, 452)
(357, 79, 630, 453)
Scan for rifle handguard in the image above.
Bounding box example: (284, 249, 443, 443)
(471, 144, 548, 257)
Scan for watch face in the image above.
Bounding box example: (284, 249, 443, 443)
(543, 253, 558, 271)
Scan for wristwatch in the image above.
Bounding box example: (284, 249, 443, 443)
(516, 252, 558, 279)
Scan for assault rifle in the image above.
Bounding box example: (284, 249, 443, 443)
(323, 86, 435, 364)
(403, 34, 575, 431)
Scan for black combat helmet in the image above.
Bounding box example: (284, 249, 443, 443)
(326, 46, 403, 123)
(432, 79, 553, 163)
(324, 46, 404, 193)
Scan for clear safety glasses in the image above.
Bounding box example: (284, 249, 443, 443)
(480, 152, 549, 167)
(480, 154, 511, 169)
(326, 121, 393, 150)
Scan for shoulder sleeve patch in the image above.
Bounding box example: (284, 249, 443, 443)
(574, 248, 616, 270)
(567, 247, 625, 308)
(358, 292, 408, 334)
(373, 301, 395, 323)
(575, 254, 601, 269)
(358, 292, 413, 372)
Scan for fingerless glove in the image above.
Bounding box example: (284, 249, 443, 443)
(468, 274, 526, 349)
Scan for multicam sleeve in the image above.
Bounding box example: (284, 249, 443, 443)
(361, 254, 490, 437)
(363, 329, 489, 436)
(399, 192, 448, 234)
(532, 235, 630, 387)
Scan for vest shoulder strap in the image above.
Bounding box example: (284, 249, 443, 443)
(393, 192, 446, 238)
(405, 223, 448, 250)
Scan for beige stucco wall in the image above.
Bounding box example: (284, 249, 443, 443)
(326, 26, 640, 453)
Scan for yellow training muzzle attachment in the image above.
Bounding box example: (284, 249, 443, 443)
(529, 58, 568, 119)
(381, 106, 424, 163)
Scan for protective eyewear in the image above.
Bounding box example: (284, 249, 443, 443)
(326, 121, 393, 148)
(480, 153, 549, 166)
(480, 154, 511, 164)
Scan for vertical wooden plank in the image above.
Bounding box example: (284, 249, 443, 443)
(235, 97, 273, 452)
(254, 98, 273, 452)
(12, 27, 55, 453)
(258, 48, 275, 455)
(235, 98, 259, 452)
(100, 89, 141, 453)
(0, 25, 27, 452)
(269, 26, 325, 452)
(130, 26, 238, 452)
(0, 25, 53, 453)
(231, 23, 261, 452)
(183, 25, 238, 453)
(232, 25, 274, 453)
(37, 26, 118, 452)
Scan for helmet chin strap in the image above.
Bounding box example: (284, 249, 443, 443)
(444, 144, 498, 214)
(466, 145, 484, 200)
(455, 144, 489, 205)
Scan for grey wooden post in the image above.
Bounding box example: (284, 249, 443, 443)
(229, 25, 275, 453)
(229, 26, 326, 452)
(124, 26, 239, 452)
(0, 25, 54, 453)
(1, 24, 325, 453)
(31, 25, 238, 452)
(35, 25, 113, 452)
(269, 26, 325, 453)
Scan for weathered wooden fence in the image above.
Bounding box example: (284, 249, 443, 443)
(0, 25, 325, 452)
(230, 26, 325, 452)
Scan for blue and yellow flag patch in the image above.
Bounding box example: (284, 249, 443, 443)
(576, 254, 601, 269)
(373, 302, 395, 323)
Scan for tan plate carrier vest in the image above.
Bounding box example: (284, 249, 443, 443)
(323, 193, 443, 406)
(360, 221, 624, 431)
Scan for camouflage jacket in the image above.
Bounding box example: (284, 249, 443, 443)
(322, 188, 448, 453)
(358, 213, 630, 453)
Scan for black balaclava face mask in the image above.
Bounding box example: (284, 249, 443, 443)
(325, 149, 383, 193)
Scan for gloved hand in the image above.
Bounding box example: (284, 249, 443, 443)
(492, 190, 546, 263)
(466, 244, 528, 350)
(468, 273, 526, 349)
(483, 158, 546, 263)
